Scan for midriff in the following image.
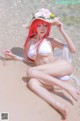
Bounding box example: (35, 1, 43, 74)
(35, 54, 57, 65)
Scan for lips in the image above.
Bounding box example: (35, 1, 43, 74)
(40, 32, 44, 34)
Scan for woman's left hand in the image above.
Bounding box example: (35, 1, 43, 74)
(56, 21, 63, 32)
(53, 18, 64, 32)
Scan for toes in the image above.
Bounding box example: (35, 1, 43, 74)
(56, 102, 67, 119)
(76, 90, 80, 95)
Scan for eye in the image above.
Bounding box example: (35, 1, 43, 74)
(37, 24, 41, 27)
(44, 24, 48, 27)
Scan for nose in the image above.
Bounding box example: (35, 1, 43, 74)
(40, 25, 44, 29)
(40, 25, 45, 31)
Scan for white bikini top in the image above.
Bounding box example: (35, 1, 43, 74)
(28, 39, 52, 58)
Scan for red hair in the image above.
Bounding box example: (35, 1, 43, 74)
(24, 19, 51, 48)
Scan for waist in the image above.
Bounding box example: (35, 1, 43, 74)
(35, 55, 57, 65)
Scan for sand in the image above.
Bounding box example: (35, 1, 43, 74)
(0, 1, 80, 121)
(0, 59, 80, 121)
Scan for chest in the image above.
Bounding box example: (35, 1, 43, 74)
(30, 40, 52, 53)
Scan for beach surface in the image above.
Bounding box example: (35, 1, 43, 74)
(0, 1, 80, 121)
(0, 60, 80, 121)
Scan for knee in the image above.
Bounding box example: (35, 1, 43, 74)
(62, 60, 74, 74)
(27, 67, 37, 78)
(28, 78, 39, 89)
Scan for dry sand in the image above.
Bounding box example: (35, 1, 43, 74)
(0, 1, 80, 121)
(0, 59, 80, 121)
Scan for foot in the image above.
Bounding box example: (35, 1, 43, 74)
(56, 102, 68, 119)
(66, 86, 80, 101)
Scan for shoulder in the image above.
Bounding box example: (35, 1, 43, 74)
(46, 37, 64, 49)
(46, 37, 56, 44)
(24, 38, 32, 49)
(27, 38, 33, 45)
(46, 36, 55, 42)
(46, 37, 57, 48)
(47, 37, 63, 44)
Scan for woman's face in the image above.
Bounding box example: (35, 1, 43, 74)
(36, 23, 48, 38)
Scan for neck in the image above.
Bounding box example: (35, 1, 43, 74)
(34, 34, 43, 41)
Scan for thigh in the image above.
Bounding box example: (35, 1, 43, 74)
(32, 59, 74, 76)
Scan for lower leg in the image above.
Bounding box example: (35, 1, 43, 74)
(43, 84, 54, 91)
(28, 78, 67, 119)
(28, 69, 80, 101)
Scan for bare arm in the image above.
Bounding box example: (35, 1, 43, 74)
(60, 29, 76, 53)
(51, 19, 76, 53)
(50, 37, 64, 49)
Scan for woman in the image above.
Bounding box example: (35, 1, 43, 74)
(4, 8, 80, 119)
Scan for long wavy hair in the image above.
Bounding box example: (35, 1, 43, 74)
(24, 19, 51, 49)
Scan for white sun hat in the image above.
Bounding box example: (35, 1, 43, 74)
(23, 8, 59, 28)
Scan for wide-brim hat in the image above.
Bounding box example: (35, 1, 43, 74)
(23, 8, 59, 28)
